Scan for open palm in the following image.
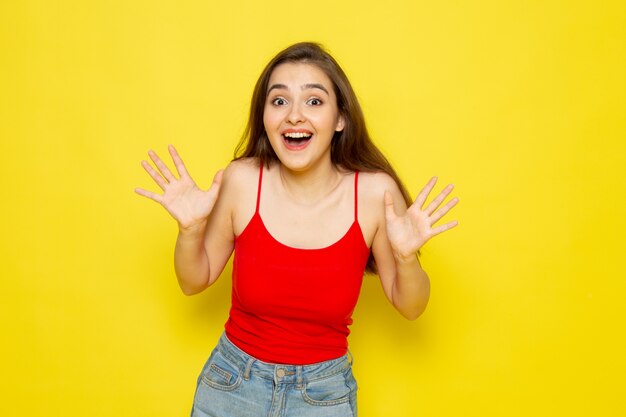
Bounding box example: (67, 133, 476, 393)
(134, 145, 223, 230)
(385, 176, 459, 258)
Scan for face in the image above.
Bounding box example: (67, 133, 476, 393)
(263, 62, 345, 172)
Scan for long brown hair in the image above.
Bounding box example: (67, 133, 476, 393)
(234, 42, 412, 273)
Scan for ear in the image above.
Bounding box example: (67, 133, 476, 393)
(335, 113, 346, 132)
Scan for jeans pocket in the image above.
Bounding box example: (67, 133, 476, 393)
(302, 369, 356, 406)
(200, 350, 243, 391)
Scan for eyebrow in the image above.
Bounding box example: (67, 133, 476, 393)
(267, 83, 330, 95)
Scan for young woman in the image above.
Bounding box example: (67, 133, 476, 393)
(135, 42, 458, 417)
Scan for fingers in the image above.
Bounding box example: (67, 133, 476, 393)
(203, 169, 225, 209)
(414, 176, 438, 209)
(134, 187, 163, 204)
(207, 169, 224, 197)
(430, 196, 460, 224)
(148, 149, 176, 183)
(141, 160, 167, 190)
(384, 190, 396, 221)
(424, 183, 455, 215)
(168, 144, 190, 179)
(211, 169, 224, 186)
(432, 220, 459, 236)
(413, 176, 460, 240)
(141, 145, 189, 190)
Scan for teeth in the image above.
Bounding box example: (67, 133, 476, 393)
(283, 132, 312, 139)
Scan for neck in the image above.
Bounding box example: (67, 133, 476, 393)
(278, 159, 343, 204)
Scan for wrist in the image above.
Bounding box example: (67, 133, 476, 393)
(393, 250, 419, 265)
(178, 218, 208, 236)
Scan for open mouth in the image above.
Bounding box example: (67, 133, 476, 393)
(282, 131, 313, 150)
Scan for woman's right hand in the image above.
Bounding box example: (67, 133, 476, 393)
(134, 144, 224, 232)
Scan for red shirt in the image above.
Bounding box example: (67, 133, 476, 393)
(224, 163, 370, 364)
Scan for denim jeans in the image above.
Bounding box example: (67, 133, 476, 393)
(191, 333, 358, 417)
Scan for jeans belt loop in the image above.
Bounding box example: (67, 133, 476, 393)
(243, 357, 254, 380)
(296, 365, 304, 389)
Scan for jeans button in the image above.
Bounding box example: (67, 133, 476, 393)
(276, 368, 286, 378)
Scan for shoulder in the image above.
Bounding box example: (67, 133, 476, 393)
(220, 157, 261, 193)
(358, 171, 401, 200)
(357, 170, 408, 219)
(356, 171, 405, 245)
(223, 157, 261, 181)
(219, 158, 261, 234)
(215, 158, 260, 208)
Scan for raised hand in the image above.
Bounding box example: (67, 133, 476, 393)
(384, 177, 459, 259)
(134, 144, 224, 231)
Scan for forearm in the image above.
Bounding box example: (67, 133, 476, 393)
(174, 221, 211, 295)
(391, 254, 431, 320)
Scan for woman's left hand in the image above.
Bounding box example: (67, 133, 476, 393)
(384, 176, 459, 261)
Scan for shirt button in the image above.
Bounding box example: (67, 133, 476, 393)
(276, 368, 286, 378)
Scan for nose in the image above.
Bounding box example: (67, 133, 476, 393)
(287, 103, 305, 124)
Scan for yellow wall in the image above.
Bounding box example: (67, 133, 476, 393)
(1, 1, 624, 416)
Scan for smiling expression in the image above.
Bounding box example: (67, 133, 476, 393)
(263, 62, 345, 172)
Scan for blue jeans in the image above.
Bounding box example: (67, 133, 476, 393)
(191, 333, 358, 417)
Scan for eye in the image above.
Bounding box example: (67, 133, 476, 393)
(271, 97, 287, 106)
(307, 98, 323, 106)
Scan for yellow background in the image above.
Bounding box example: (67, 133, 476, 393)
(1, 1, 624, 416)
